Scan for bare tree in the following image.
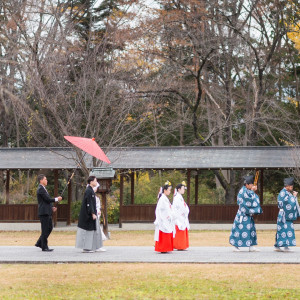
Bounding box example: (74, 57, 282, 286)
(0, 0, 146, 153)
(127, 0, 300, 203)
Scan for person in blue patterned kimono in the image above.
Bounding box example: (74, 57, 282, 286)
(229, 175, 263, 252)
(274, 177, 300, 252)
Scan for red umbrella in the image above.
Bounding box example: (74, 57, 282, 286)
(64, 136, 111, 164)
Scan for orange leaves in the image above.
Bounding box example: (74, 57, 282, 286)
(287, 23, 300, 52)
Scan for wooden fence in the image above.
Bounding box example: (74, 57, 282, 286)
(0, 204, 299, 223)
(0, 204, 68, 222)
(121, 204, 300, 223)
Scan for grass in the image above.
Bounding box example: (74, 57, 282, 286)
(1, 230, 300, 299)
(0, 230, 299, 247)
(0, 264, 300, 299)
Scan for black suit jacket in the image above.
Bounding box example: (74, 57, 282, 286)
(78, 185, 97, 231)
(37, 184, 55, 216)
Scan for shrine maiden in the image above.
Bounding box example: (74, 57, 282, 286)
(229, 175, 262, 252)
(274, 177, 300, 252)
(154, 181, 175, 253)
(172, 181, 190, 250)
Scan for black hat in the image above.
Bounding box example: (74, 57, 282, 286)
(243, 175, 254, 185)
(284, 177, 294, 186)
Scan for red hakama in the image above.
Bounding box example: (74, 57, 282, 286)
(173, 225, 189, 250)
(155, 230, 173, 252)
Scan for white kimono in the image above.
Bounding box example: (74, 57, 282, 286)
(172, 193, 190, 231)
(154, 194, 175, 241)
(96, 196, 101, 216)
(96, 196, 107, 241)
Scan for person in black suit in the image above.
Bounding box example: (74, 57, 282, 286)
(35, 174, 62, 251)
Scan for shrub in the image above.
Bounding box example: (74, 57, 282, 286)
(71, 200, 82, 223)
(106, 194, 120, 224)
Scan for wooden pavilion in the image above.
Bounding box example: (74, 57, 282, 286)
(0, 146, 299, 225)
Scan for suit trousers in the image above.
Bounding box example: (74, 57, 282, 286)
(36, 215, 53, 250)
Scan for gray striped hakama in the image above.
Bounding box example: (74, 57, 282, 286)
(75, 217, 103, 251)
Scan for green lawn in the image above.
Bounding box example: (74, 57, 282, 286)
(0, 264, 299, 299)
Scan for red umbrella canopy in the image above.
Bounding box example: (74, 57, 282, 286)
(64, 136, 111, 164)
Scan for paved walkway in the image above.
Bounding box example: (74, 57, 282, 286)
(0, 246, 299, 264)
(1, 222, 300, 231)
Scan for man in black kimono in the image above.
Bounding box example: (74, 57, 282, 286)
(35, 174, 62, 251)
(76, 176, 99, 252)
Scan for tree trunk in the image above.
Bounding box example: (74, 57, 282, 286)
(224, 170, 236, 205)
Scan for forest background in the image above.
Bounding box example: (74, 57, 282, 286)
(1, 0, 300, 222)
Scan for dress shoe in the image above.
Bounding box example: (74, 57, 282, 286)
(82, 249, 95, 253)
(35, 243, 42, 249)
(42, 248, 54, 252)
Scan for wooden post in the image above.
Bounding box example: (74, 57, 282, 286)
(195, 172, 199, 205)
(53, 170, 58, 227)
(130, 171, 134, 204)
(102, 192, 108, 236)
(187, 169, 191, 205)
(67, 176, 72, 225)
(260, 169, 264, 205)
(5, 170, 10, 204)
(119, 172, 124, 228)
(136, 170, 139, 183)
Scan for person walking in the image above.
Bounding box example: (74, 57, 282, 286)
(274, 177, 299, 252)
(76, 176, 100, 253)
(172, 181, 190, 250)
(154, 181, 175, 253)
(229, 175, 263, 252)
(35, 174, 62, 251)
(94, 183, 106, 252)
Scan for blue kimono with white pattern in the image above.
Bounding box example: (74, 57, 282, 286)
(274, 188, 299, 248)
(229, 186, 263, 247)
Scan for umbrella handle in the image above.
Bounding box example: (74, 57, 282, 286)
(59, 152, 87, 199)
(60, 172, 75, 196)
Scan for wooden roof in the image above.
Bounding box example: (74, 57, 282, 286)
(0, 146, 299, 170)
